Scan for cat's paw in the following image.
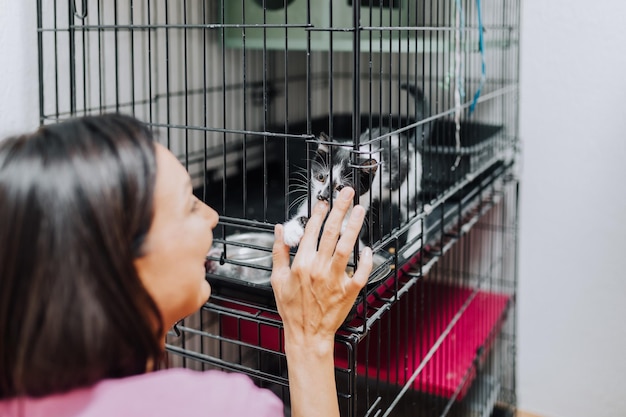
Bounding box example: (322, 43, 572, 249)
(283, 217, 308, 247)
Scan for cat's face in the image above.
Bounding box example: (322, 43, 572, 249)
(310, 134, 378, 203)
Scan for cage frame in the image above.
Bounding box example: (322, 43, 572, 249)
(36, 0, 521, 416)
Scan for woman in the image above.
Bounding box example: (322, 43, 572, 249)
(0, 114, 372, 417)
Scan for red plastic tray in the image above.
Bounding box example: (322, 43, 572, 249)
(335, 282, 510, 400)
(220, 279, 510, 401)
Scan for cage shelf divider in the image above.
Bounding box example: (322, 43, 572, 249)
(221, 37, 515, 54)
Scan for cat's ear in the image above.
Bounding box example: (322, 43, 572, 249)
(357, 158, 378, 194)
(359, 158, 378, 175)
(317, 132, 332, 155)
(313, 133, 331, 166)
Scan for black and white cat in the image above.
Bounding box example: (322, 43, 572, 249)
(283, 84, 431, 250)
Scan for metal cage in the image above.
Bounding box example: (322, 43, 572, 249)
(37, 0, 521, 415)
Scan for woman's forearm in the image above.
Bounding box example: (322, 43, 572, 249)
(285, 336, 339, 417)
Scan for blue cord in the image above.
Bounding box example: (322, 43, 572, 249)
(469, 0, 486, 115)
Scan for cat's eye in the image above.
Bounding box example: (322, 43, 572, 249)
(336, 184, 344, 192)
(316, 173, 326, 182)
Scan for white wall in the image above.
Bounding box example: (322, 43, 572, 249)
(1, 1, 625, 416)
(518, 1, 626, 416)
(0, 1, 39, 138)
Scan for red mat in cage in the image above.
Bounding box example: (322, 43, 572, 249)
(219, 279, 510, 401)
(335, 282, 511, 400)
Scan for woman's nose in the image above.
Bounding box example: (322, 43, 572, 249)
(203, 202, 219, 228)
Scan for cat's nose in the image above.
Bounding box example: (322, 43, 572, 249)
(317, 192, 330, 202)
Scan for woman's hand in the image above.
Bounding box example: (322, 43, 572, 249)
(271, 186, 373, 348)
(270, 186, 373, 417)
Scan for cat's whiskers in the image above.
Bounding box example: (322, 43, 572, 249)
(287, 174, 307, 185)
(288, 194, 308, 211)
(287, 179, 305, 187)
(286, 187, 306, 197)
(287, 163, 328, 211)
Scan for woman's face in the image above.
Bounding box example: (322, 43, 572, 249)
(134, 144, 218, 334)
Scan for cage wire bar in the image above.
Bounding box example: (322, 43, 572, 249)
(37, 0, 520, 416)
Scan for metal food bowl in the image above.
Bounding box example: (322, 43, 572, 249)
(206, 232, 392, 286)
(206, 232, 274, 285)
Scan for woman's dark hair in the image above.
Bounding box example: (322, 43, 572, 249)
(0, 114, 164, 399)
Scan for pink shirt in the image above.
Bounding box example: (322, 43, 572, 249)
(0, 368, 283, 417)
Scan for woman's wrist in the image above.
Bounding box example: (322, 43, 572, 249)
(283, 331, 336, 359)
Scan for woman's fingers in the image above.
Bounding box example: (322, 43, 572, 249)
(317, 187, 355, 261)
(295, 200, 329, 256)
(330, 204, 365, 273)
(348, 246, 372, 292)
(283, 187, 371, 298)
(271, 224, 290, 270)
